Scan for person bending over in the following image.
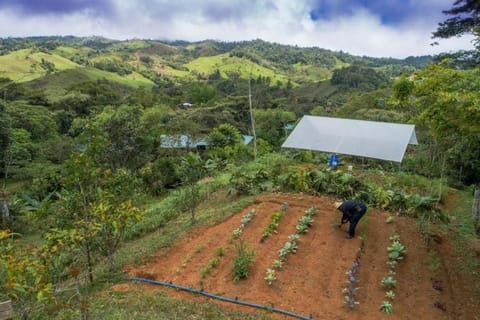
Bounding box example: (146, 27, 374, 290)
(335, 200, 367, 239)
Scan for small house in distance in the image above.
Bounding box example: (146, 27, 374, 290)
(160, 134, 253, 152)
(178, 102, 193, 109)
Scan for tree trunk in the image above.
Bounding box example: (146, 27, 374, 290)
(86, 244, 94, 284)
(0, 192, 9, 228)
(472, 185, 480, 234)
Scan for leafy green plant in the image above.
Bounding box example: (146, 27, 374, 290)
(216, 247, 225, 257)
(278, 241, 298, 259)
(264, 268, 276, 285)
(261, 210, 284, 241)
(380, 300, 393, 314)
(296, 215, 314, 234)
(232, 208, 256, 239)
(231, 242, 255, 281)
(288, 234, 300, 242)
(272, 259, 283, 269)
(387, 239, 406, 261)
(386, 216, 394, 224)
(385, 290, 395, 300)
(200, 257, 220, 279)
(278, 168, 310, 192)
(381, 276, 397, 289)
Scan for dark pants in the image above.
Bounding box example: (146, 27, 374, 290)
(348, 210, 366, 237)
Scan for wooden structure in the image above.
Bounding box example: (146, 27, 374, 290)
(0, 300, 13, 320)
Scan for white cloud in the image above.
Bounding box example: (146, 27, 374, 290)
(0, 0, 475, 58)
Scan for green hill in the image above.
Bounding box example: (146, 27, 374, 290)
(0, 36, 431, 96)
(0, 48, 79, 82)
(26, 67, 154, 102)
(185, 53, 292, 84)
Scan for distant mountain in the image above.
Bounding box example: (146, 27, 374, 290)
(0, 36, 431, 91)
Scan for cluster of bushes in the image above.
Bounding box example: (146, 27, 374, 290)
(229, 156, 442, 216)
(92, 58, 134, 75)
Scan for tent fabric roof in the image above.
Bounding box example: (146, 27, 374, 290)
(281, 116, 417, 162)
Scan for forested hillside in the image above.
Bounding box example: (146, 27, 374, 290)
(1, 34, 479, 320)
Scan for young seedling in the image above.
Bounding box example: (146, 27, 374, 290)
(233, 208, 256, 239)
(343, 260, 361, 309)
(265, 268, 276, 285)
(387, 240, 406, 260)
(381, 276, 397, 289)
(380, 300, 393, 314)
(216, 246, 225, 257)
(272, 259, 284, 269)
(385, 290, 395, 300)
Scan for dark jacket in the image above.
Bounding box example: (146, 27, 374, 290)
(338, 200, 367, 237)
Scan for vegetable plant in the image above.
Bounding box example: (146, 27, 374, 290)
(380, 301, 393, 314)
(387, 240, 406, 260)
(265, 268, 276, 285)
(381, 276, 397, 289)
(231, 242, 255, 281)
(232, 208, 256, 239)
(296, 216, 314, 234)
(272, 259, 284, 269)
(279, 241, 298, 259)
(385, 290, 395, 300)
(343, 260, 360, 309)
(261, 210, 284, 241)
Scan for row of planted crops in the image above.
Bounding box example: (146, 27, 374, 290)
(190, 199, 409, 317)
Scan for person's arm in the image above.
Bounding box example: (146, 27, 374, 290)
(341, 212, 349, 224)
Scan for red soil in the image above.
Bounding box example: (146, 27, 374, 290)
(119, 193, 478, 320)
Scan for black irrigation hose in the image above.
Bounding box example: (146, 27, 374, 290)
(130, 277, 314, 320)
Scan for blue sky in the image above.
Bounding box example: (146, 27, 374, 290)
(0, 0, 474, 58)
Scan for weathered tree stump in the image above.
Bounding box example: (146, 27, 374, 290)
(0, 300, 13, 320)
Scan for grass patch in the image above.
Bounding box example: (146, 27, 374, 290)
(74, 190, 259, 320)
(96, 191, 255, 279)
(85, 288, 273, 320)
(443, 188, 480, 295)
(292, 63, 331, 82)
(0, 49, 79, 82)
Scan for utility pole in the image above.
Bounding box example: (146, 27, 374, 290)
(248, 77, 257, 161)
(1, 88, 9, 227)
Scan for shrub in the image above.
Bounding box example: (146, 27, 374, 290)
(231, 242, 255, 281)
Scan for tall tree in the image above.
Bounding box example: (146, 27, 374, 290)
(433, 0, 480, 39)
(412, 63, 480, 185)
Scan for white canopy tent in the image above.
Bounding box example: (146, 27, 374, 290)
(281, 116, 418, 162)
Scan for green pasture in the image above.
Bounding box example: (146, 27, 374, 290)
(184, 53, 291, 85)
(292, 62, 332, 82)
(52, 45, 92, 59)
(0, 49, 79, 82)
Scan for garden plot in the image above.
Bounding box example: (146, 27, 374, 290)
(122, 193, 459, 320)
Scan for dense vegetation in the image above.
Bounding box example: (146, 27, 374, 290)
(0, 19, 479, 318)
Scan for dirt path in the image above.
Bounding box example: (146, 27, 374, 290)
(119, 193, 474, 320)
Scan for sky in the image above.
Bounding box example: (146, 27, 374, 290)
(0, 0, 475, 58)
